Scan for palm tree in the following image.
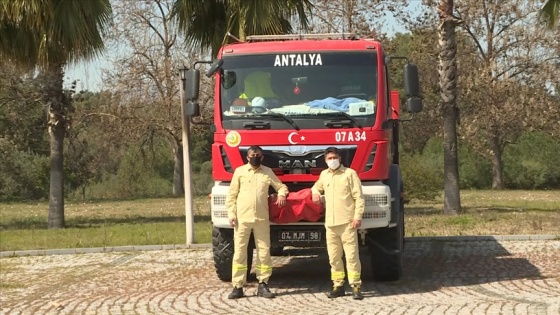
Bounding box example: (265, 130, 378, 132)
(0, 0, 112, 228)
(437, 0, 462, 215)
(541, 0, 559, 28)
(172, 0, 313, 57)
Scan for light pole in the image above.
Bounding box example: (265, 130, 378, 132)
(179, 66, 195, 245)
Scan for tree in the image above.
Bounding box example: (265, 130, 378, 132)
(172, 0, 314, 57)
(0, 64, 50, 201)
(65, 91, 116, 200)
(384, 30, 443, 153)
(453, 0, 560, 189)
(541, 0, 560, 28)
(103, 0, 197, 196)
(437, 0, 462, 214)
(0, 0, 112, 228)
(308, 0, 392, 36)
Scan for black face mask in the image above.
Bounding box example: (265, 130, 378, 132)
(249, 157, 262, 167)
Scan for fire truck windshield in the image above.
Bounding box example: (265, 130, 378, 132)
(220, 52, 378, 130)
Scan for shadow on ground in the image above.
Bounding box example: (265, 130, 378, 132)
(265, 239, 543, 297)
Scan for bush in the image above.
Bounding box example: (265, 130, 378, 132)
(503, 132, 560, 189)
(458, 143, 492, 189)
(400, 153, 442, 202)
(192, 161, 213, 195)
(84, 173, 173, 200)
(0, 143, 49, 201)
(78, 146, 173, 199)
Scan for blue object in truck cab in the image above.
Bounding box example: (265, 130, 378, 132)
(307, 97, 365, 112)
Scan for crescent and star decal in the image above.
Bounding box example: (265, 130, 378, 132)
(288, 132, 306, 145)
(225, 131, 241, 147)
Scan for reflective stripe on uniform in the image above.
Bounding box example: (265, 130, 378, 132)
(255, 264, 273, 272)
(347, 272, 361, 280)
(232, 264, 248, 272)
(331, 271, 345, 280)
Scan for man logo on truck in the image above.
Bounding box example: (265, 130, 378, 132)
(279, 160, 317, 169)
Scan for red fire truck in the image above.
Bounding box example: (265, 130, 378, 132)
(184, 33, 423, 282)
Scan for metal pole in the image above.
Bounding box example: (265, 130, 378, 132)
(179, 74, 195, 245)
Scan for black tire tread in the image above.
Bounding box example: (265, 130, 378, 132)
(368, 165, 404, 282)
(212, 227, 254, 282)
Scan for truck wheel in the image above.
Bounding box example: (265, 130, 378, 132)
(212, 227, 254, 281)
(270, 246, 284, 256)
(367, 176, 404, 282)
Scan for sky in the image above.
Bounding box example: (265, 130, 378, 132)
(64, 2, 421, 93)
(64, 57, 108, 92)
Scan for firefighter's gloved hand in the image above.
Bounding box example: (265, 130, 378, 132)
(275, 195, 286, 207)
(312, 194, 322, 206)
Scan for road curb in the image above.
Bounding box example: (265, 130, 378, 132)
(1, 235, 557, 258)
(405, 234, 559, 242)
(0, 243, 210, 258)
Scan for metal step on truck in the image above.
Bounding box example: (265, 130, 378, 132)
(183, 33, 423, 282)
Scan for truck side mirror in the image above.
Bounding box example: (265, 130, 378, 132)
(406, 97, 423, 113)
(185, 69, 200, 101)
(185, 101, 200, 117)
(206, 59, 224, 78)
(403, 64, 420, 97)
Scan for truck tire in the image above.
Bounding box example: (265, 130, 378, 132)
(367, 205, 403, 281)
(368, 165, 404, 281)
(212, 227, 254, 281)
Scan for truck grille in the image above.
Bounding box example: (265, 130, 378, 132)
(364, 194, 388, 206)
(212, 195, 228, 218)
(213, 195, 226, 205)
(213, 210, 228, 218)
(362, 211, 387, 219)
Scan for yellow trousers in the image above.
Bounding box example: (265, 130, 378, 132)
(326, 223, 362, 287)
(232, 220, 273, 288)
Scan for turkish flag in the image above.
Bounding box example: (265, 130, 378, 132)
(269, 188, 324, 224)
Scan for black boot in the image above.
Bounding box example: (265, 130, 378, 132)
(327, 286, 345, 298)
(352, 286, 364, 300)
(228, 287, 244, 299)
(257, 282, 275, 298)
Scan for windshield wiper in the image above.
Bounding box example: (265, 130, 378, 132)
(317, 112, 362, 129)
(253, 112, 300, 131)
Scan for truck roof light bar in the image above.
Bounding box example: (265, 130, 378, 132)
(246, 33, 358, 41)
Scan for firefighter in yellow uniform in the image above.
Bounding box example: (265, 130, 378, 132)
(238, 71, 279, 104)
(226, 145, 288, 299)
(312, 146, 365, 300)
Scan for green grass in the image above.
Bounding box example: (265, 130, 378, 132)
(0, 222, 213, 251)
(1, 190, 559, 251)
(403, 190, 560, 237)
(0, 197, 213, 251)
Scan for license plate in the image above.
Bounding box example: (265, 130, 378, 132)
(230, 105, 247, 113)
(279, 231, 321, 242)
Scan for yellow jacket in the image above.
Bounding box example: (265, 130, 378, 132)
(240, 71, 278, 101)
(311, 165, 365, 227)
(226, 163, 288, 223)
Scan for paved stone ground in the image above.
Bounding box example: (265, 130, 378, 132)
(1, 238, 559, 315)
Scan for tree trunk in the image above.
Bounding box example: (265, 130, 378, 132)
(48, 123, 65, 228)
(490, 135, 504, 189)
(238, 5, 246, 41)
(45, 64, 67, 229)
(438, 0, 461, 215)
(173, 144, 184, 195)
